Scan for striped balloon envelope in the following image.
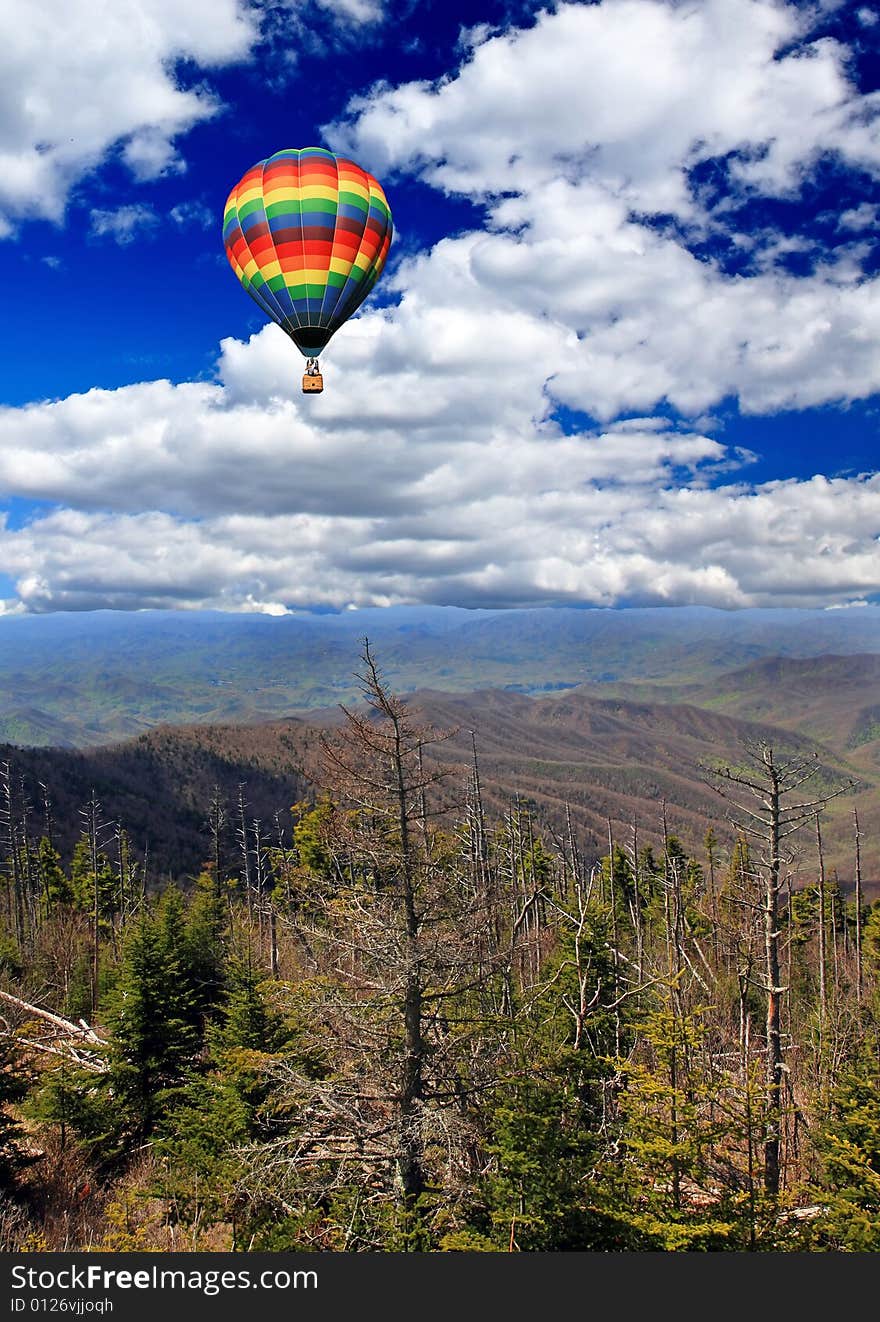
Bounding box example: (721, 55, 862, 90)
(222, 146, 393, 361)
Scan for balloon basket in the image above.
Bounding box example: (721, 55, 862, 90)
(302, 358, 323, 393)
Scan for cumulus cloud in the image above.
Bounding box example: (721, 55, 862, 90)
(0, 0, 388, 236)
(0, 315, 726, 521)
(3, 462, 880, 614)
(328, 0, 879, 219)
(1, 0, 878, 614)
(0, 315, 878, 614)
(839, 202, 879, 231)
(0, 0, 259, 232)
(319, 1, 880, 420)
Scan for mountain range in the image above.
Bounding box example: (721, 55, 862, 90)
(1, 607, 878, 887)
(1, 655, 876, 890)
(3, 604, 880, 748)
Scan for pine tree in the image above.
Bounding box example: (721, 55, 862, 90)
(36, 837, 72, 910)
(463, 904, 624, 1250)
(70, 837, 116, 922)
(811, 1024, 880, 1250)
(183, 871, 229, 1027)
(0, 1034, 32, 1193)
(106, 905, 198, 1139)
(601, 1006, 754, 1250)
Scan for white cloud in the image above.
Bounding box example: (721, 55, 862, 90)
(317, 0, 880, 423)
(169, 200, 216, 228)
(839, 202, 879, 231)
(1, 0, 878, 615)
(90, 204, 160, 245)
(0, 0, 395, 235)
(0, 315, 878, 614)
(314, 0, 384, 24)
(0, 0, 258, 232)
(3, 461, 880, 613)
(329, 0, 878, 219)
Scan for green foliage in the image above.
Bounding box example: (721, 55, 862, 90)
(182, 872, 229, 1026)
(599, 844, 635, 909)
(811, 1031, 880, 1250)
(70, 837, 117, 924)
(863, 903, 880, 969)
(462, 907, 624, 1250)
(293, 799, 336, 879)
(598, 1007, 756, 1250)
(0, 925, 23, 980)
(0, 1034, 33, 1192)
(28, 1062, 117, 1158)
(65, 950, 99, 1022)
(210, 961, 288, 1124)
(104, 904, 198, 1139)
(152, 1074, 250, 1228)
(37, 838, 73, 908)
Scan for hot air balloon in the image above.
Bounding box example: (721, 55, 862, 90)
(222, 146, 393, 394)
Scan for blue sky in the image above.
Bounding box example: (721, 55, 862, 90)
(0, 0, 878, 614)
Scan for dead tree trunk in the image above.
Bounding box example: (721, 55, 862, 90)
(815, 812, 828, 1044)
(708, 741, 853, 1198)
(854, 807, 863, 1004)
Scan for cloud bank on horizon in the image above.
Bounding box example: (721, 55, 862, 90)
(0, 0, 878, 614)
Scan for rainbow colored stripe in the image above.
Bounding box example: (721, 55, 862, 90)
(222, 146, 393, 358)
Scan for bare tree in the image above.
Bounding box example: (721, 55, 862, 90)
(708, 741, 853, 1197)
(1, 760, 25, 944)
(79, 790, 111, 1012)
(241, 640, 494, 1245)
(853, 807, 864, 1004)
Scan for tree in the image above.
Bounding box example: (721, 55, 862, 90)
(239, 640, 491, 1249)
(36, 837, 72, 911)
(709, 742, 852, 1196)
(811, 1023, 880, 1251)
(459, 898, 624, 1251)
(182, 874, 229, 1028)
(106, 903, 198, 1140)
(0, 1033, 32, 1193)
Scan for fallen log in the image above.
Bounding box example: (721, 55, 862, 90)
(0, 988, 107, 1046)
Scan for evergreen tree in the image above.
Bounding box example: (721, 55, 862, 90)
(0, 1034, 32, 1193)
(811, 1028, 880, 1251)
(36, 837, 72, 909)
(106, 905, 198, 1139)
(599, 1007, 755, 1250)
(456, 902, 625, 1250)
(183, 871, 229, 1027)
(70, 837, 116, 924)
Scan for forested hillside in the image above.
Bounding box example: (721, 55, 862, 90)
(2, 647, 879, 1252)
(3, 605, 880, 748)
(0, 674, 874, 880)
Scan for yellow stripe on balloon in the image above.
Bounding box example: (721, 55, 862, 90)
(283, 267, 332, 283)
(340, 186, 370, 206)
(263, 186, 301, 204)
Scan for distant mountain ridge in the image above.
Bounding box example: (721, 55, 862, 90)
(3, 605, 880, 748)
(2, 674, 875, 889)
